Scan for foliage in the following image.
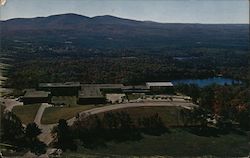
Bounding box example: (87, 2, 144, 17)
(25, 123, 46, 155)
(1, 112, 46, 155)
(236, 104, 250, 130)
(1, 112, 25, 148)
(5, 47, 249, 89)
(175, 84, 200, 103)
(52, 119, 77, 151)
(25, 123, 42, 138)
(177, 84, 250, 131)
(68, 111, 168, 149)
(138, 113, 167, 135)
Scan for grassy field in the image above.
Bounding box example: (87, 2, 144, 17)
(126, 93, 143, 100)
(63, 129, 250, 157)
(51, 96, 77, 105)
(41, 105, 97, 124)
(12, 104, 41, 125)
(97, 106, 188, 126)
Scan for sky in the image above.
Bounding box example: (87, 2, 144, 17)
(0, 0, 249, 24)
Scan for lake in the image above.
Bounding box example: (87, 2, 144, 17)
(172, 77, 241, 87)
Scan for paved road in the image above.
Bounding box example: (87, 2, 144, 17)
(38, 124, 55, 145)
(34, 103, 52, 125)
(66, 100, 197, 125)
(34, 103, 53, 145)
(0, 98, 23, 112)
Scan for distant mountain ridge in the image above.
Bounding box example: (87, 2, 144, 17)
(1, 14, 144, 30)
(1, 13, 249, 49)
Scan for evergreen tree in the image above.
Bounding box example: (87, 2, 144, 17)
(53, 119, 76, 151)
(25, 123, 46, 155)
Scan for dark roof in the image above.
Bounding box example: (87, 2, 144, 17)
(122, 85, 149, 90)
(23, 89, 36, 93)
(122, 85, 150, 93)
(79, 87, 105, 98)
(39, 82, 80, 88)
(23, 91, 50, 98)
(122, 89, 150, 93)
(81, 84, 124, 89)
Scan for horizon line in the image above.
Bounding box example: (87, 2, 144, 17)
(2, 13, 249, 25)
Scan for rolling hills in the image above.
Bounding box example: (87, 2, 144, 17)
(1, 13, 249, 49)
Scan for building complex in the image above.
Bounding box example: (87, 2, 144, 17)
(22, 82, 174, 105)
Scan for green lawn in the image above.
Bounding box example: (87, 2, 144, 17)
(126, 93, 143, 100)
(41, 105, 97, 124)
(12, 104, 41, 125)
(97, 106, 188, 126)
(63, 129, 250, 157)
(51, 96, 77, 105)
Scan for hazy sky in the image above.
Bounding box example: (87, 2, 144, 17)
(0, 0, 249, 24)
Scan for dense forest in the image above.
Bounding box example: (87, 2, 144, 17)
(2, 46, 250, 89)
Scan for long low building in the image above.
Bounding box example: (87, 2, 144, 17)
(22, 90, 51, 105)
(81, 84, 124, 94)
(38, 82, 81, 96)
(121, 85, 150, 94)
(21, 82, 175, 105)
(146, 82, 174, 94)
(78, 87, 106, 105)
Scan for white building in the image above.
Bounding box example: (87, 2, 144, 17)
(146, 82, 174, 94)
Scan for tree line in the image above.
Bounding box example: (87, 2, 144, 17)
(51, 111, 168, 151)
(176, 84, 250, 131)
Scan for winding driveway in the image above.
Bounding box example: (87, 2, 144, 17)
(34, 103, 52, 125)
(37, 100, 197, 145)
(67, 100, 197, 126)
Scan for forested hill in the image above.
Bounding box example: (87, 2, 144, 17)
(1, 13, 249, 49)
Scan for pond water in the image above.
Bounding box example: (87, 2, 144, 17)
(172, 77, 241, 87)
(173, 56, 199, 61)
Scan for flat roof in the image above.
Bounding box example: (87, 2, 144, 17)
(81, 84, 124, 89)
(122, 89, 150, 93)
(23, 89, 36, 92)
(79, 87, 105, 98)
(122, 85, 149, 90)
(39, 82, 80, 88)
(23, 91, 51, 98)
(146, 82, 174, 87)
